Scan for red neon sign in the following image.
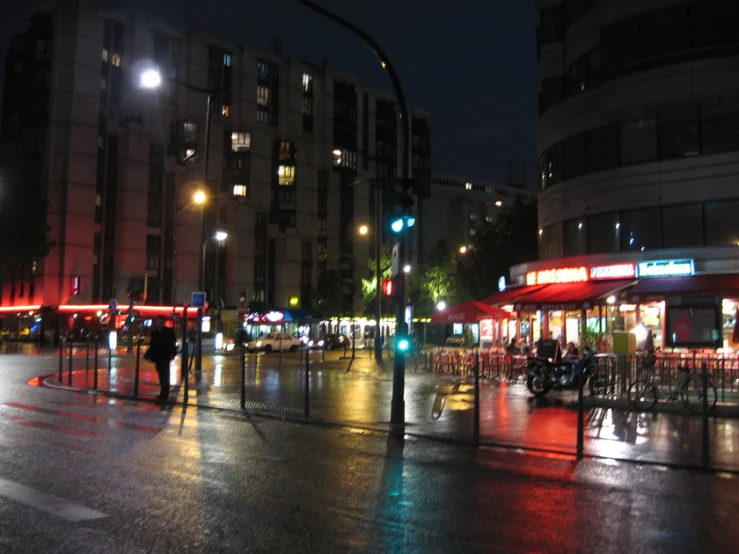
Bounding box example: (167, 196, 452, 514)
(526, 267, 588, 286)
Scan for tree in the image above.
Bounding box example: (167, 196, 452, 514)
(458, 199, 538, 300)
(312, 270, 345, 317)
(416, 240, 466, 316)
(0, 145, 52, 282)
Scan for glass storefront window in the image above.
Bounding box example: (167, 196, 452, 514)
(620, 119, 657, 165)
(588, 212, 620, 253)
(563, 219, 587, 256)
(705, 201, 739, 246)
(658, 111, 700, 159)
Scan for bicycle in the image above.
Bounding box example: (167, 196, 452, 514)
(628, 355, 717, 414)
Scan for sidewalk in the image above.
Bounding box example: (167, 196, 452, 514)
(37, 349, 739, 473)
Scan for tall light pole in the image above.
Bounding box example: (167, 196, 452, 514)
(140, 69, 230, 374)
(298, 0, 411, 426)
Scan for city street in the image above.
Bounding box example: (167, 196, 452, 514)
(0, 351, 738, 551)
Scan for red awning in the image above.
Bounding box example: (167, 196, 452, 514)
(513, 280, 634, 311)
(483, 285, 548, 306)
(431, 301, 511, 324)
(627, 274, 739, 303)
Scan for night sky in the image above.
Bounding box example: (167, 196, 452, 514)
(0, 0, 538, 187)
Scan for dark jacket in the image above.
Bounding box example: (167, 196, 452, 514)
(148, 326, 177, 362)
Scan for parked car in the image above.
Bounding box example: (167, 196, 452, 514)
(322, 333, 350, 350)
(445, 334, 465, 347)
(246, 332, 301, 353)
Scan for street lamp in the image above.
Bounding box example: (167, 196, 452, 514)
(298, 0, 412, 427)
(403, 264, 411, 274)
(437, 301, 447, 311)
(358, 224, 369, 236)
(140, 67, 231, 374)
(459, 246, 468, 254)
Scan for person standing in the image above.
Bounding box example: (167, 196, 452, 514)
(147, 316, 177, 402)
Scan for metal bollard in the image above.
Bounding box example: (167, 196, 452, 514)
(58, 336, 63, 384)
(93, 335, 99, 390)
(86, 335, 91, 376)
(577, 364, 585, 460)
(67, 339, 73, 387)
(322, 346, 325, 363)
(134, 337, 141, 398)
(701, 361, 709, 470)
(473, 351, 480, 443)
(304, 346, 310, 419)
(108, 338, 112, 378)
(240, 342, 246, 410)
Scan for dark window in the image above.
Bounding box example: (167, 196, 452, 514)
(701, 104, 739, 155)
(641, 5, 690, 59)
(539, 7, 563, 45)
(620, 119, 657, 165)
(563, 219, 588, 256)
(690, 2, 739, 50)
(620, 209, 661, 252)
(587, 213, 620, 254)
(586, 126, 619, 172)
(538, 144, 562, 189)
(601, 17, 640, 71)
(540, 78, 564, 113)
(561, 134, 586, 180)
(662, 204, 703, 249)
(704, 201, 739, 246)
(563, 0, 597, 30)
(538, 223, 563, 260)
(658, 111, 700, 159)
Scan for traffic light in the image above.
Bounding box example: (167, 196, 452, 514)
(395, 322, 410, 352)
(382, 278, 394, 297)
(387, 178, 415, 234)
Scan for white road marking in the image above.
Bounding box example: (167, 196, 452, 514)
(0, 477, 108, 522)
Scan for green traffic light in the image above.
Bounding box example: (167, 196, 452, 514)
(390, 219, 404, 233)
(397, 338, 410, 352)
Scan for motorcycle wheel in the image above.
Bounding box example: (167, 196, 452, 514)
(526, 367, 551, 397)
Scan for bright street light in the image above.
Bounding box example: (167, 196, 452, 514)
(358, 224, 369, 236)
(436, 301, 447, 311)
(193, 190, 206, 204)
(214, 231, 228, 241)
(495, 200, 503, 207)
(139, 68, 162, 89)
(403, 264, 411, 273)
(459, 246, 467, 254)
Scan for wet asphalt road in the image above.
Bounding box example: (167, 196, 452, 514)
(1, 352, 739, 552)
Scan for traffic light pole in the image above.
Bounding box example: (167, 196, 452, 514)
(298, 0, 411, 426)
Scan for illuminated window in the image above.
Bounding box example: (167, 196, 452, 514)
(111, 53, 121, 67)
(221, 104, 230, 117)
(231, 132, 251, 152)
(302, 73, 312, 93)
(95, 193, 102, 207)
(465, 182, 473, 190)
(102, 49, 109, 62)
(223, 53, 231, 67)
(257, 86, 269, 106)
(257, 111, 268, 124)
(233, 184, 247, 197)
(278, 165, 295, 186)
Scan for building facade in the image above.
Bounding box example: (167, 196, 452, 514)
(492, 0, 739, 351)
(422, 174, 535, 260)
(0, 1, 431, 323)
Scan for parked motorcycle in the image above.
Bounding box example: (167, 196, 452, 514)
(526, 347, 597, 397)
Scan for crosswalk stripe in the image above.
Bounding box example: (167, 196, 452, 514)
(0, 477, 108, 522)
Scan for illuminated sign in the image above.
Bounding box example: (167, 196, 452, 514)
(288, 296, 299, 307)
(526, 267, 588, 286)
(498, 276, 506, 291)
(245, 310, 285, 324)
(637, 259, 694, 278)
(589, 263, 636, 280)
(265, 311, 284, 323)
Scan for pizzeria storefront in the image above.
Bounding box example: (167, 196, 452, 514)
(487, 258, 739, 353)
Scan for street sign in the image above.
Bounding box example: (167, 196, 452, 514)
(108, 299, 117, 314)
(391, 243, 399, 278)
(191, 291, 206, 308)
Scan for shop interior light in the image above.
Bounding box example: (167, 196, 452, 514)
(607, 296, 616, 305)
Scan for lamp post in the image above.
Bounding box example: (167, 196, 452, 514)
(140, 68, 230, 374)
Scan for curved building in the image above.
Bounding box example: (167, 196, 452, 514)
(498, 1, 739, 350)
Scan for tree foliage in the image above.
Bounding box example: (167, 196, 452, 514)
(0, 146, 52, 282)
(458, 198, 538, 300)
(312, 270, 346, 317)
(360, 244, 392, 316)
